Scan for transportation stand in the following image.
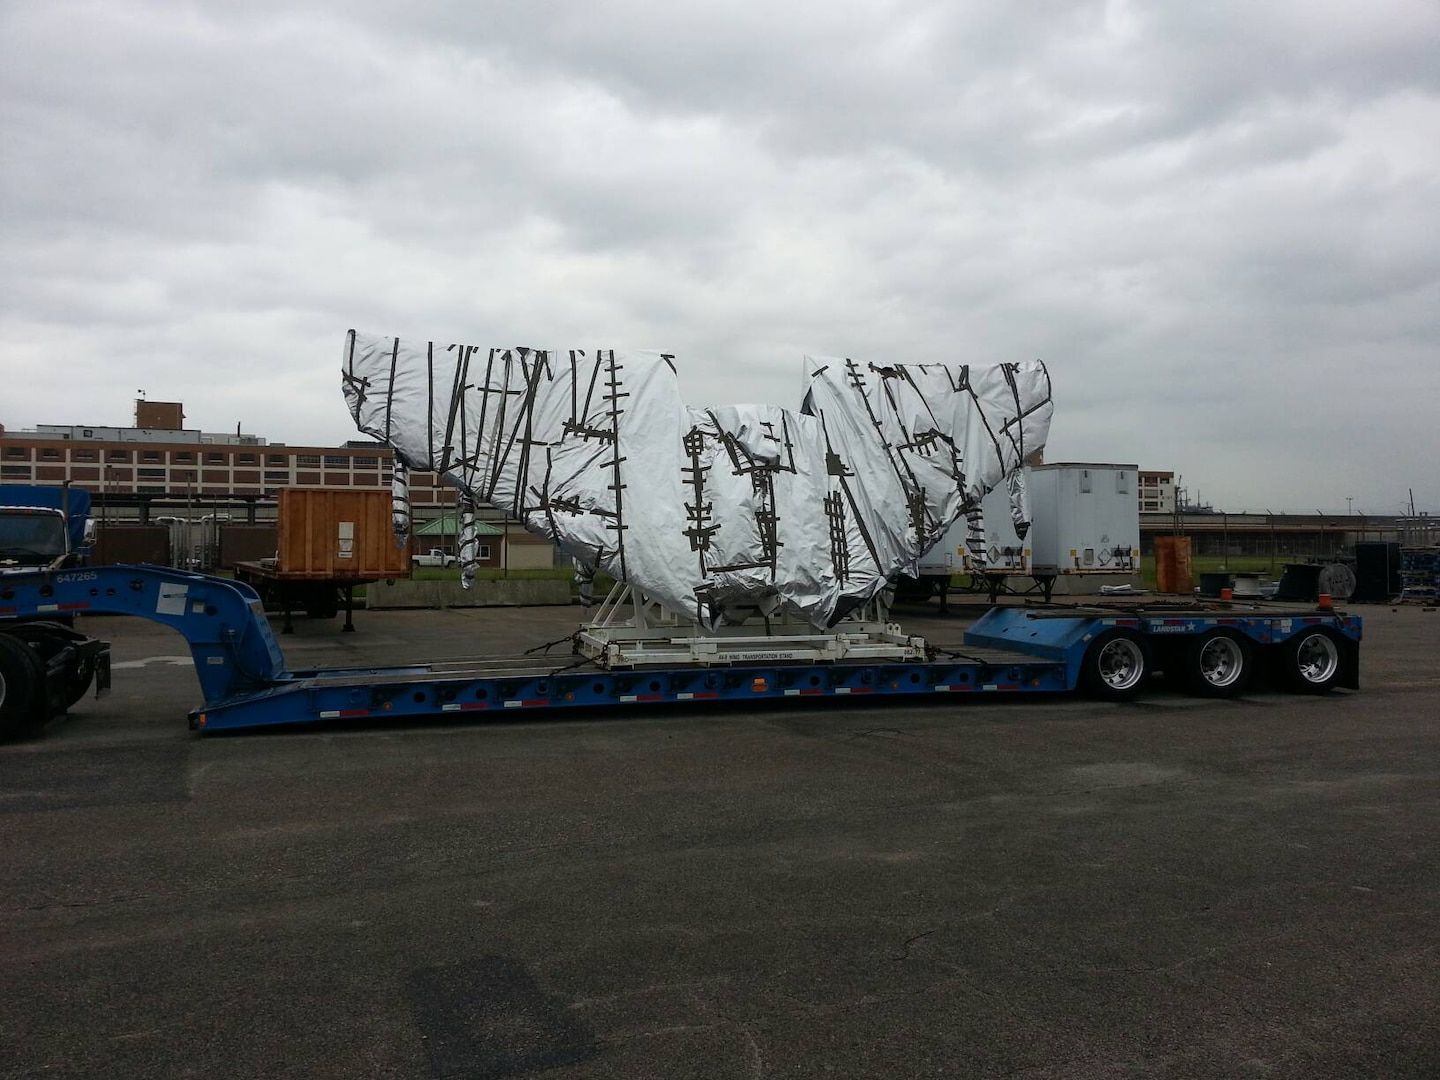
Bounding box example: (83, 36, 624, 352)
(576, 584, 930, 667)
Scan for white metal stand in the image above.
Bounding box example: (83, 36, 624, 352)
(576, 583, 929, 668)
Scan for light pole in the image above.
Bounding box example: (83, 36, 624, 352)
(1346, 496, 1353, 515)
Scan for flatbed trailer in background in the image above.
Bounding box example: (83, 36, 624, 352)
(0, 565, 1362, 739)
(232, 488, 410, 632)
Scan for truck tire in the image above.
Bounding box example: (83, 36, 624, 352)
(1277, 628, 1344, 694)
(1181, 630, 1252, 698)
(1079, 628, 1150, 702)
(0, 634, 47, 740)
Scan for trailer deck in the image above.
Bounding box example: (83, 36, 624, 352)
(1, 565, 1362, 738)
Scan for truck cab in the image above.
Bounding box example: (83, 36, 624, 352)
(1, 485, 106, 737)
(0, 485, 96, 573)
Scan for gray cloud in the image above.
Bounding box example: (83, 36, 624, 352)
(2, 0, 1437, 514)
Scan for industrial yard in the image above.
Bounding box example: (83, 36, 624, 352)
(2, 600, 1436, 1079)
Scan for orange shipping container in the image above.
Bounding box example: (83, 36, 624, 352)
(275, 489, 409, 580)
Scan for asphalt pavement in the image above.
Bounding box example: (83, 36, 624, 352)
(2, 599, 1437, 1079)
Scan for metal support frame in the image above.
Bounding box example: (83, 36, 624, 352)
(576, 582, 929, 669)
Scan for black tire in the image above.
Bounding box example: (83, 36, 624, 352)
(1277, 628, 1345, 694)
(1182, 630, 1252, 698)
(0, 634, 47, 740)
(1079, 628, 1151, 701)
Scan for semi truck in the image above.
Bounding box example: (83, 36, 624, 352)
(0, 485, 109, 733)
(0, 562, 1361, 740)
(0, 484, 96, 573)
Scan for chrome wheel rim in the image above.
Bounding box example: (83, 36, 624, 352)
(1098, 638, 1145, 691)
(1295, 633, 1340, 684)
(1199, 636, 1244, 688)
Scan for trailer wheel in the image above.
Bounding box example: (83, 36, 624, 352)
(1080, 629, 1150, 701)
(1182, 630, 1252, 698)
(0, 635, 47, 740)
(1277, 628, 1344, 694)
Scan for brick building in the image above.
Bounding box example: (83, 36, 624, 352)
(0, 403, 555, 568)
(3, 401, 454, 508)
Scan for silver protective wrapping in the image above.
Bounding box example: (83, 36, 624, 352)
(389, 460, 411, 546)
(457, 494, 480, 589)
(342, 332, 1052, 628)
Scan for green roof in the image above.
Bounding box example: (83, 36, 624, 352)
(414, 513, 502, 537)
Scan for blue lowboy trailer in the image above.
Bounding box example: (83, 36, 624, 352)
(0, 565, 1361, 738)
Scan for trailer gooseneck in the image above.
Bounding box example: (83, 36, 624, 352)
(0, 565, 1361, 738)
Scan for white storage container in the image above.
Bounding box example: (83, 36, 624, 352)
(1026, 463, 1140, 577)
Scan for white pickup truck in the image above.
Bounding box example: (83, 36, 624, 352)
(411, 548, 458, 568)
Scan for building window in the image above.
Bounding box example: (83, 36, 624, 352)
(138, 468, 167, 479)
(238, 453, 257, 464)
(137, 485, 166, 494)
(108, 449, 131, 461)
(267, 454, 288, 466)
(173, 452, 194, 463)
(142, 450, 160, 462)
(206, 453, 226, 465)
(3, 447, 26, 459)
(323, 454, 349, 467)
(353, 456, 378, 468)
(264, 470, 291, 482)
(296, 454, 322, 465)
(73, 448, 97, 462)
(1, 464, 31, 477)
(42, 448, 61, 459)
(478, 544, 492, 561)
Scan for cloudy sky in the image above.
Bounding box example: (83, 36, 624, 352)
(3, 0, 1437, 515)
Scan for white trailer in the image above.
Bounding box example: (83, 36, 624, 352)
(906, 463, 1140, 605)
(904, 484, 1032, 607)
(1025, 463, 1140, 596)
